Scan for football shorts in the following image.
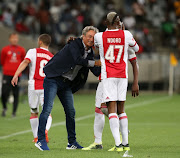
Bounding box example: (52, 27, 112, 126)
(28, 89, 44, 113)
(102, 78, 128, 103)
(95, 81, 103, 108)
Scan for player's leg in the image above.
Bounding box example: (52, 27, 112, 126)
(30, 112, 39, 143)
(117, 78, 130, 151)
(1, 75, 11, 116)
(94, 106, 105, 145)
(36, 77, 57, 151)
(28, 89, 39, 142)
(94, 82, 105, 146)
(108, 101, 123, 151)
(12, 84, 19, 117)
(40, 90, 52, 143)
(82, 82, 104, 150)
(103, 78, 123, 152)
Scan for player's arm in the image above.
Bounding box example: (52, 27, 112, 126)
(11, 59, 30, 86)
(128, 49, 139, 97)
(126, 31, 139, 52)
(130, 59, 139, 97)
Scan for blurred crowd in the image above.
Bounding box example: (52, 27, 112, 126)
(0, 0, 180, 55)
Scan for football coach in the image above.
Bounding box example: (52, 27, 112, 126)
(35, 26, 101, 151)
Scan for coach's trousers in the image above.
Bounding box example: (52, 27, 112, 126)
(38, 77, 76, 144)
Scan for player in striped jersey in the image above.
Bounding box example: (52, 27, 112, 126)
(93, 12, 139, 152)
(11, 34, 54, 143)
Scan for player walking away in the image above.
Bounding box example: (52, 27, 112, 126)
(93, 12, 139, 152)
(11, 34, 53, 143)
(83, 48, 138, 151)
(1, 32, 26, 117)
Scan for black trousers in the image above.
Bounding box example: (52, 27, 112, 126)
(1, 75, 19, 114)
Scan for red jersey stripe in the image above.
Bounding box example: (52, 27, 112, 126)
(102, 30, 126, 78)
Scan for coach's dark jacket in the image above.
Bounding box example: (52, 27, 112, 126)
(44, 38, 101, 93)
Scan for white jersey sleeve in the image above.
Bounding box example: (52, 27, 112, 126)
(25, 48, 36, 62)
(128, 48, 137, 61)
(94, 33, 100, 48)
(124, 30, 139, 52)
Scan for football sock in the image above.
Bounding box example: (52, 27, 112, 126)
(119, 113, 128, 145)
(30, 116, 38, 138)
(94, 107, 105, 144)
(46, 115, 52, 131)
(109, 113, 121, 146)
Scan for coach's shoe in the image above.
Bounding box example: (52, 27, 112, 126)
(108, 144, 123, 152)
(82, 142, 103, 150)
(35, 139, 50, 151)
(45, 130, 49, 143)
(32, 137, 38, 143)
(66, 141, 83, 149)
(122, 144, 130, 151)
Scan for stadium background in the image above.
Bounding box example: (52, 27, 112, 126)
(0, 0, 180, 94)
(0, 0, 180, 158)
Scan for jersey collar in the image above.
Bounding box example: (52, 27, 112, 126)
(106, 28, 119, 31)
(40, 47, 49, 51)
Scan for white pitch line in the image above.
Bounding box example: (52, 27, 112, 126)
(0, 114, 94, 140)
(0, 96, 170, 140)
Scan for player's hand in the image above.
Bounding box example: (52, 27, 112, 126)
(11, 76, 18, 87)
(67, 36, 76, 43)
(122, 22, 125, 30)
(94, 60, 101, 67)
(132, 83, 139, 97)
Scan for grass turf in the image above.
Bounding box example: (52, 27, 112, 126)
(0, 92, 180, 158)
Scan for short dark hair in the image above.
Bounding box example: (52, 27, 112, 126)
(39, 34, 51, 46)
(9, 32, 18, 38)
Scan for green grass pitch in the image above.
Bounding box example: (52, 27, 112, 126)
(0, 92, 180, 158)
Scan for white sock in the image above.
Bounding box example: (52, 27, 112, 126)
(94, 108, 105, 144)
(119, 113, 128, 145)
(109, 113, 121, 146)
(46, 115, 52, 131)
(30, 116, 38, 138)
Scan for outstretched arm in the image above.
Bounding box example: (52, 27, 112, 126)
(130, 59, 139, 97)
(11, 59, 30, 86)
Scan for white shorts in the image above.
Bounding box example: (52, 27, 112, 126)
(102, 78, 128, 103)
(95, 82, 103, 108)
(28, 89, 44, 113)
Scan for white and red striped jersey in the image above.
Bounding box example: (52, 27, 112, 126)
(25, 47, 53, 90)
(98, 48, 137, 81)
(94, 29, 139, 79)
